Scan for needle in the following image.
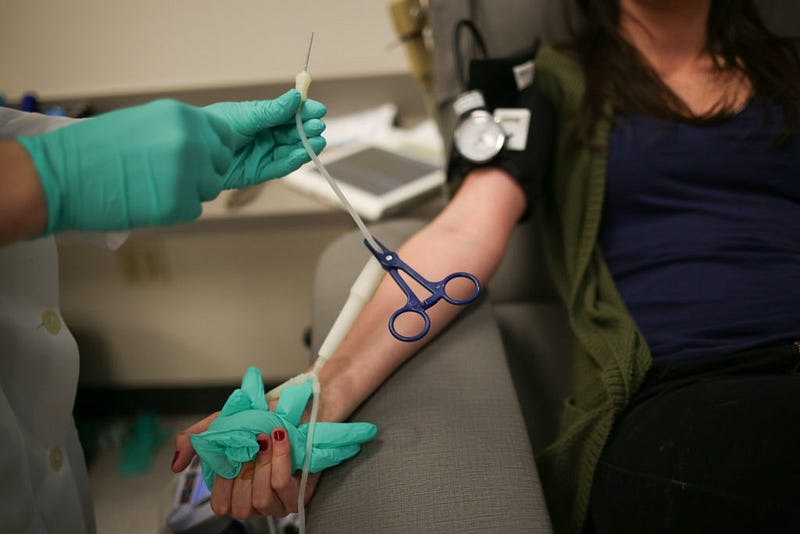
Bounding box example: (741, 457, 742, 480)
(293, 32, 380, 251)
(296, 33, 314, 101)
(304, 32, 314, 72)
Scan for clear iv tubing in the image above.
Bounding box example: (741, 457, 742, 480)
(277, 32, 385, 532)
(295, 107, 322, 534)
(274, 242, 383, 534)
(295, 111, 381, 251)
(291, 102, 385, 533)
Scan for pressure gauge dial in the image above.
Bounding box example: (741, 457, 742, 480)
(452, 90, 506, 164)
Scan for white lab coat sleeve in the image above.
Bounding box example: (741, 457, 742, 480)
(1, 108, 98, 532)
(0, 107, 77, 138)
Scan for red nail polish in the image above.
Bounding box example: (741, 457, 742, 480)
(274, 429, 286, 442)
(171, 451, 179, 469)
(257, 438, 269, 452)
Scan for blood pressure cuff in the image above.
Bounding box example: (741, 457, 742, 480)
(447, 43, 556, 217)
(189, 367, 377, 490)
(467, 43, 539, 110)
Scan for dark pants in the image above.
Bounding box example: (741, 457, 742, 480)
(588, 341, 800, 534)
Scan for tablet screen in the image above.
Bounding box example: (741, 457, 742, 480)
(313, 147, 438, 196)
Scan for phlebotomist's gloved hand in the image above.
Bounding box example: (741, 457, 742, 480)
(17, 91, 326, 234)
(205, 89, 327, 189)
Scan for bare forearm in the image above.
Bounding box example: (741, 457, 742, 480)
(315, 168, 527, 422)
(0, 141, 48, 245)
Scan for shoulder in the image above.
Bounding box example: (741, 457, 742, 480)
(535, 46, 585, 116)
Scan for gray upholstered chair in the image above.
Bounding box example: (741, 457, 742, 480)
(305, 5, 568, 533)
(305, 1, 798, 532)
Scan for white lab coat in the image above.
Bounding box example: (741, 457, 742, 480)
(0, 109, 96, 533)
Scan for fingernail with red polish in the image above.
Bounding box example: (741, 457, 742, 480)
(257, 437, 269, 452)
(274, 429, 286, 442)
(171, 451, 179, 469)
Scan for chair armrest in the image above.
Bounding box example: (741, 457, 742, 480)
(306, 219, 552, 533)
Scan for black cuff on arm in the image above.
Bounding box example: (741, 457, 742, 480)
(446, 83, 556, 220)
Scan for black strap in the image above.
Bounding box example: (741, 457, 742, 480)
(453, 19, 488, 90)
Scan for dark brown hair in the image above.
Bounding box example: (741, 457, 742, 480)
(570, 0, 800, 146)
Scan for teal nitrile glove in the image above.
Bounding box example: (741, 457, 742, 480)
(17, 99, 234, 234)
(189, 366, 377, 491)
(204, 89, 327, 189)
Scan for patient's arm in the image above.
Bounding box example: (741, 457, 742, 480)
(172, 166, 526, 516)
(313, 166, 527, 423)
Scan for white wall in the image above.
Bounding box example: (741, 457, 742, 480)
(1, 0, 408, 101)
(58, 213, 354, 387)
(4, 0, 422, 387)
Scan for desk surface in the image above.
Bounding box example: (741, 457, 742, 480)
(201, 123, 447, 224)
(201, 180, 337, 220)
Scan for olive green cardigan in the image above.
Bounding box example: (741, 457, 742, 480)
(532, 47, 653, 533)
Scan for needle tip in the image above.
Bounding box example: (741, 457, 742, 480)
(304, 32, 315, 71)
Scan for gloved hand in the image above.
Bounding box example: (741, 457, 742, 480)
(189, 367, 377, 491)
(18, 99, 234, 233)
(205, 89, 327, 189)
(17, 92, 327, 234)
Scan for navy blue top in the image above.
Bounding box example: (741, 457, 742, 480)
(599, 100, 800, 360)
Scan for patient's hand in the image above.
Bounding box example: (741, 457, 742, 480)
(172, 416, 320, 519)
(210, 429, 320, 519)
(172, 411, 219, 471)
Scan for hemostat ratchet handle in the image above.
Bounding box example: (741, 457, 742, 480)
(364, 238, 481, 342)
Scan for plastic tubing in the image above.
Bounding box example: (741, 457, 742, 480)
(294, 107, 380, 252)
(290, 107, 387, 533)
